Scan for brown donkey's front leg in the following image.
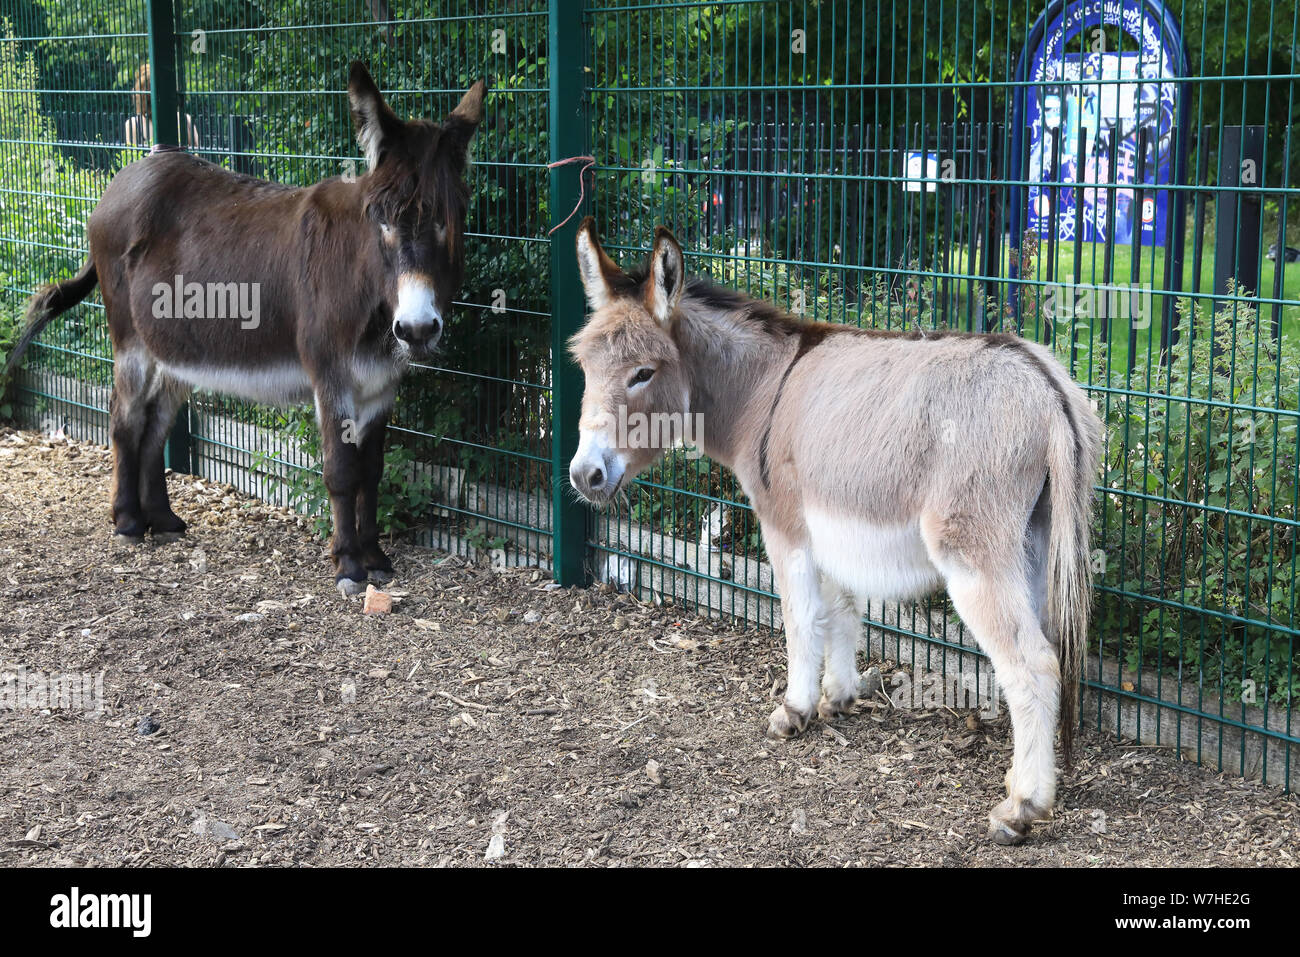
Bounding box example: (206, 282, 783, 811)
(317, 397, 369, 596)
(355, 409, 394, 583)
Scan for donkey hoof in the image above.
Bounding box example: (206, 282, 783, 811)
(817, 694, 857, 721)
(112, 533, 144, 546)
(988, 819, 1028, 846)
(336, 577, 366, 598)
(152, 530, 185, 544)
(987, 797, 1046, 845)
(367, 567, 394, 584)
(766, 703, 810, 740)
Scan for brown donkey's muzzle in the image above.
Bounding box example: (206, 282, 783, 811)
(394, 316, 442, 359)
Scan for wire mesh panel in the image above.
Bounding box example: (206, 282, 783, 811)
(1, 2, 150, 442)
(581, 0, 1298, 787)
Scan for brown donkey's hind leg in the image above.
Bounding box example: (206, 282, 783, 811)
(108, 347, 153, 542)
(136, 372, 192, 542)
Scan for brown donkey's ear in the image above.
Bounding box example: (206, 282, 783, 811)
(441, 79, 488, 162)
(448, 79, 488, 126)
(645, 226, 685, 328)
(576, 216, 624, 311)
(348, 62, 401, 169)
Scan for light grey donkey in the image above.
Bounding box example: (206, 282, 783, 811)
(566, 218, 1104, 844)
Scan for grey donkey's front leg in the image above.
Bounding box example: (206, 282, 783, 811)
(817, 584, 862, 720)
(766, 542, 829, 738)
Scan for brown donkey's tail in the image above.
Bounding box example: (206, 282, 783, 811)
(3, 257, 99, 382)
(1043, 377, 1103, 766)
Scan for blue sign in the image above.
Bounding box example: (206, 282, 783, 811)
(903, 151, 939, 193)
(1014, 0, 1189, 248)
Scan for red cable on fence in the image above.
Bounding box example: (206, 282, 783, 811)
(546, 155, 596, 235)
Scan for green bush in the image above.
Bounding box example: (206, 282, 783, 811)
(251, 406, 441, 541)
(1086, 288, 1299, 706)
(0, 20, 115, 414)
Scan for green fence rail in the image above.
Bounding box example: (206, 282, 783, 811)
(2, 0, 1296, 789)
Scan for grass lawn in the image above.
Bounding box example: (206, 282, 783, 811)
(932, 237, 1300, 380)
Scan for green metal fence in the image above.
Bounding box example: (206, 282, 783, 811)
(1, 0, 1296, 789)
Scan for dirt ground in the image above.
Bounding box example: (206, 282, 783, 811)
(0, 427, 1296, 867)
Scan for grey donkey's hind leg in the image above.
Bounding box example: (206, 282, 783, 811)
(818, 583, 862, 720)
(1026, 480, 1052, 635)
(946, 566, 1061, 845)
(924, 497, 1061, 846)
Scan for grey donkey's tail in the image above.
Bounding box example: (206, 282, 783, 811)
(3, 257, 99, 381)
(1043, 375, 1103, 767)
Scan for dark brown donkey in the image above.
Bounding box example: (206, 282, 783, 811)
(5, 63, 486, 595)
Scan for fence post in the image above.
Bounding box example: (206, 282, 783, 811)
(547, 0, 590, 586)
(146, 0, 193, 473)
(1213, 126, 1265, 307)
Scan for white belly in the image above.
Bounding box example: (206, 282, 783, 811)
(804, 506, 943, 601)
(159, 360, 313, 406)
(156, 354, 402, 439)
(348, 355, 403, 436)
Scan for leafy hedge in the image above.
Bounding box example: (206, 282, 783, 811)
(0, 21, 115, 418)
(1087, 289, 1299, 706)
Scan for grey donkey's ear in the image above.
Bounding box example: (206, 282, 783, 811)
(645, 226, 685, 328)
(576, 216, 625, 311)
(348, 61, 402, 169)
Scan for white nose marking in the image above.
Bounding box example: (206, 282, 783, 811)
(570, 426, 625, 499)
(392, 274, 442, 344)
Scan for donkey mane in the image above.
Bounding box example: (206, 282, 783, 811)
(680, 277, 1039, 349)
(620, 255, 1034, 350)
(366, 117, 476, 261)
(672, 275, 1084, 451)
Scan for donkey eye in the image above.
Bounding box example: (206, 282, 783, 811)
(628, 367, 655, 388)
